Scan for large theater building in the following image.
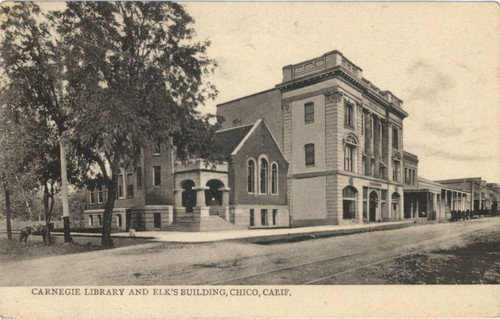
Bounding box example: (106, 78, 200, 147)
(219, 50, 408, 226)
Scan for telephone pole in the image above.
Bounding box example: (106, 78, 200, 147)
(60, 138, 71, 243)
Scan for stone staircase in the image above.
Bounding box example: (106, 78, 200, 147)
(165, 214, 245, 232)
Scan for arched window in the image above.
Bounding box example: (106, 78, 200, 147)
(391, 192, 400, 201)
(391, 192, 401, 220)
(343, 186, 358, 219)
(271, 163, 278, 195)
(260, 158, 269, 194)
(344, 136, 358, 172)
(247, 159, 255, 193)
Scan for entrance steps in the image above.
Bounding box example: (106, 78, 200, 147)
(165, 215, 245, 232)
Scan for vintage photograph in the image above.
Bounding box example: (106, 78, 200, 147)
(0, 1, 499, 318)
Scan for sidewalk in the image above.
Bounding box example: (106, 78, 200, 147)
(116, 220, 414, 243)
(4, 220, 415, 244)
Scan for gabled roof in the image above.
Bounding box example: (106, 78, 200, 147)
(214, 119, 288, 162)
(214, 123, 255, 158)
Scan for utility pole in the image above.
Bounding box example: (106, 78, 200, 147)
(60, 138, 71, 243)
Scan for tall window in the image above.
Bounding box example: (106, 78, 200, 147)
(304, 102, 314, 124)
(250, 209, 254, 226)
(272, 209, 277, 226)
(371, 159, 376, 176)
(118, 172, 124, 198)
(305, 143, 315, 166)
(98, 215, 102, 226)
(361, 112, 365, 135)
(247, 159, 255, 193)
(370, 116, 374, 138)
(344, 136, 357, 172)
(392, 127, 399, 149)
(89, 190, 95, 204)
(260, 158, 269, 194)
(393, 160, 400, 182)
(89, 215, 93, 226)
(98, 187, 104, 203)
(153, 143, 161, 155)
(271, 163, 278, 195)
(344, 101, 354, 127)
(343, 186, 357, 219)
(153, 166, 161, 187)
(261, 209, 268, 226)
(127, 172, 134, 197)
(136, 167, 142, 188)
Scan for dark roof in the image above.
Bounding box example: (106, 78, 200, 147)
(214, 123, 254, 157)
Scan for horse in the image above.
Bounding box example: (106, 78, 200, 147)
(19, 223, 54, 245)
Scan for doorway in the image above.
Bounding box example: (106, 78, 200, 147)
(154, 213, 161, 229)
(369, 191, 378, 222)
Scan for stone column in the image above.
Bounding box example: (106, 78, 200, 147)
(399, 191, 404, 220)
(193, 187, 209, 218)
(453, 191, 457, 210)
(222, 188, 231, 221)
(195, 187, 207, 207)
(432, 193, 437, 220)
(174, 189, 183, 208)
(357, 195, 363, 224)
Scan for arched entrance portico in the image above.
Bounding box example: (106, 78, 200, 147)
(205, 179, 224, 216)
(369, 191, 378, 222)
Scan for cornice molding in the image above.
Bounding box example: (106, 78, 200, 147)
(324, 89, 344, 104)
(277, 67, 408, 119)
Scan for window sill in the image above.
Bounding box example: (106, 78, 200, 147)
(344, 124, 355, 130)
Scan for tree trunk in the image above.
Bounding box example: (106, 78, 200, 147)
(43, 184, 51, 245)
(3, 183, 12, 241)
(102, 174, 118, 248)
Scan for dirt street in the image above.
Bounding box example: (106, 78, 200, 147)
(0, 217, 499, 285)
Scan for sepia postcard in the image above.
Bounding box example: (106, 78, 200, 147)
(0, 1, 499, 318)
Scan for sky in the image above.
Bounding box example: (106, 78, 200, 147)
(182, 2, 500, 184)
(31, 2, 500, 184)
